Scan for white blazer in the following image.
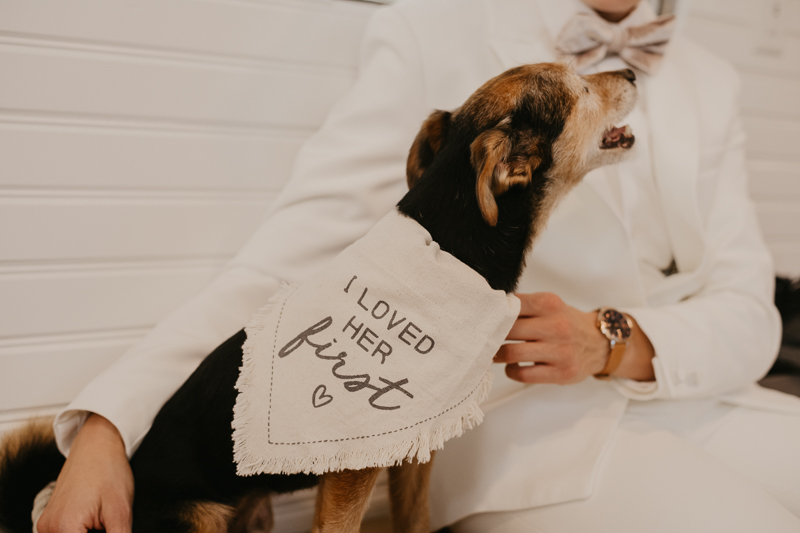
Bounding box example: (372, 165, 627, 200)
(55, 0, 800, 527)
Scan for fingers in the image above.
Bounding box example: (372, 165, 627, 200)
(505, 314, 573, 342)
(495, 341, 582, 384)
(36, 507, 88, 533)
(38, 502, 131, 533)
(37, 483, 132, 533)
(507, 293, 572, 343)
(102, 501, 133, 533)
(505, 362, 569, 384)
(501, 294, 607, 385)
(36, 414, 134, 533)
(494, 341, 558, 364)
(514, 292, 566, 317)
(505, 318, 543, 341)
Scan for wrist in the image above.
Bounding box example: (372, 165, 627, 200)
(583, 310, 612, 375)
(594, 308, 632, 379)
(613, 315, 656, 381)
(76, 414, 126, 454)
(589, 310, 656, 382)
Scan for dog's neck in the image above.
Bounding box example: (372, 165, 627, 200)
(397, 144, 549, 293)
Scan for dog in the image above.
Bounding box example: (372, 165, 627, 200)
(0, 62, 637, 533)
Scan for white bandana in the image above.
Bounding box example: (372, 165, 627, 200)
(233, 210, 520, 475)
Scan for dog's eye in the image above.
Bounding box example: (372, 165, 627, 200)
(584, 86, 589, 94)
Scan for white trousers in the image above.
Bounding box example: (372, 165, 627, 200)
(453, 397, 800, 533)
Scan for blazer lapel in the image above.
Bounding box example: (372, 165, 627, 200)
(488, 6, 705, 282)
(644, 48, 704, 274)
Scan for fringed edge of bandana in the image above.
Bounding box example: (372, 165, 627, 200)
(233, 282, 493, 476)
(232, 282, 297, 471)
(233, 285, 493, 475)
(235, 371, 492, 476)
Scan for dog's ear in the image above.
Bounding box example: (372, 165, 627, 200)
(471, 121, 542, 226)
(406, 110, 451, 189)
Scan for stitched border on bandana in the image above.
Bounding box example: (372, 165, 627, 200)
(264, 287, 490, 445)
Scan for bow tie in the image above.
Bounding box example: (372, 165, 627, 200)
(555, 12, 676, 74)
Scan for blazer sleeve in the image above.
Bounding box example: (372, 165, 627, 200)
(614, 76, 782, 401)
(54, 7, 430, 458)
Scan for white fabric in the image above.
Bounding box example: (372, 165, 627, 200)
(618, 102, 675, 293)
(452, 399, 800, 532)
(571, 28, 676, 306)
(566, 16, 673, 399)
(555, 11, 676, 74)
(232, 210, 519, 475)
(31, 482, 56, 533)
(52, 0, 800, 528)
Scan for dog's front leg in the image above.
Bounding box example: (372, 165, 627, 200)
(312, 467, 381, 533)
(388, 452, 435, 533)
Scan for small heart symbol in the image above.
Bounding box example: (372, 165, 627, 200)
(312, 384, 333, 408)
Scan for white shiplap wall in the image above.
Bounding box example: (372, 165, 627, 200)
(683, 0, 800, 274)
(0, 0, 797, 527)
(0, 0, 384, 529)
(0, 0, 376, 425)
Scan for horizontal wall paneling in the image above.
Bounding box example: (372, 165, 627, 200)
(741, 116, 800, 160)
(0, 41, 355, 129)
(739, 70, 800, 118)
(0, 331, 144, 411)
(0, 0, 373, 69)
(0, 118, 308, 191)
(684, 15, 800, 79)
(0, 406, 64, 437)
(0, 191, 275, 262)
(769, 243, 800, 277)
(756, 202, 800, 239)
(0, 260, 225, 338)
(691, 0, 800, 34)
(748, 160, 800, 200)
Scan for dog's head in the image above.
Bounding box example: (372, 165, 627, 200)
(406, 62, 637, 227)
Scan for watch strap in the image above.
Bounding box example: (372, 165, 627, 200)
(595, 340, 626, 380)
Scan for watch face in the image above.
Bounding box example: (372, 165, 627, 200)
(599, 309, 632, 343)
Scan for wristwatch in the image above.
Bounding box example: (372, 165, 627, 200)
(594, 308, 633, 380)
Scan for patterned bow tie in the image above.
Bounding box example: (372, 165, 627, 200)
(555, 12, 676, 74)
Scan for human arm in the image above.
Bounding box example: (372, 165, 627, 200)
(53, 4, 428, 460)
(613, 77, 780, 399)
(493, 292, 655, 384)
(494, 69, 779, 398)
(37, 414, 133, 533)
(43, 6, 428, 529)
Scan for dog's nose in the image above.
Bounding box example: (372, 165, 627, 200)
(620, 69, 636, 82)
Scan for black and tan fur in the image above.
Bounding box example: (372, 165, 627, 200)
(0, 63, 637, 533)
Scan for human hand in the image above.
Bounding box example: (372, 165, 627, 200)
(493, 292, 610, 384)
(37, 414, 133, 533)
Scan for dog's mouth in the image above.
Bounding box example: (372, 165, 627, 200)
(601, 125, 635, 150)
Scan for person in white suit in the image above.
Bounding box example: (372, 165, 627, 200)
(37, 0, 800, 532)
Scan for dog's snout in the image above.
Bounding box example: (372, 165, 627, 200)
(620, 69, 636, 83)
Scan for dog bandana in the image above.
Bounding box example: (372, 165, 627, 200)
(232, 209, 520, 476)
